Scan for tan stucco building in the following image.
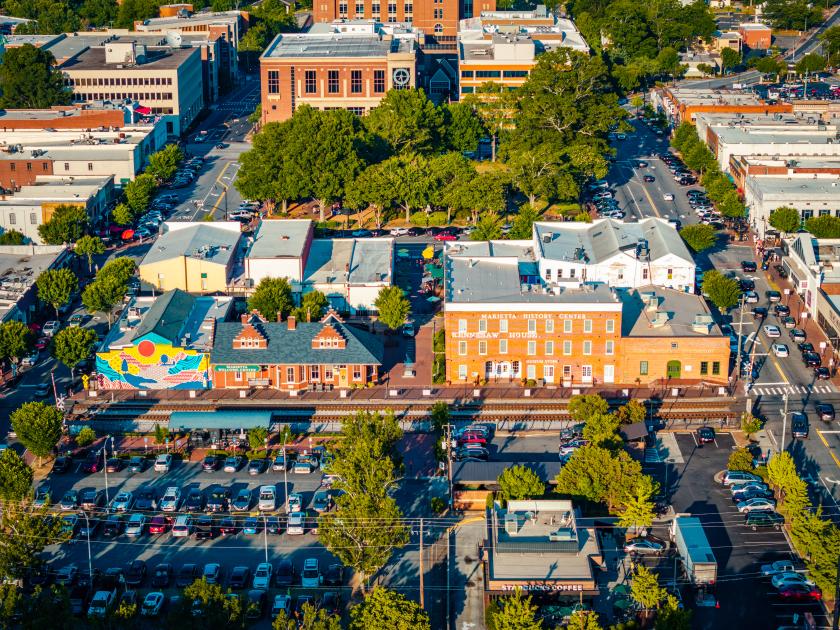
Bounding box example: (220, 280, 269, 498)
(139, 221, 242, 293)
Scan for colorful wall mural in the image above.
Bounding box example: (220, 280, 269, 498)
(95, 334, 210, 390)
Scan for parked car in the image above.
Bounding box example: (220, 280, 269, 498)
(223, 456, 243, 473)
(176, 564, 201, 588)
(737, 497, 777, 513)
(154, 454, 173, 473)
(776, 584, 822, 602)
(272, 452, 293, 471)
(229, 566, 250, 589)
(206, 486, 231, 512)
(252, 563, 273, 589)
(203, 563, 221, 585)
(763, 325, 781, 338)
(275, 560, 296, 587)
(148, 515, 170, 535)
(127, 456, 145, 473)
(134, 487, 157, 511)
(112, 491, 133, 512)
(124, 560, 146, 587)
(141, 592, 165, 617)
(184, 488, 205, 512)
(287, 512, 305, 535)
(697, 427, 715, 444)
(771, 572, 814, 590)
(741, 261, 757, 272)
(151, 563, 173, 588)
(172, 515, 192, 537)
(193, 515, 217, 540)
(258, 486, 276, 511)
(232, 488, 252, 512)
(125, 514, 146, 537)
(744, 510, 784, 530)
(623, 538, 665, 556)
(202, 456, 219, 472)
(248, 458, 268, 475)
(159, 487, 181, 512)
(772, 343, 789, 358)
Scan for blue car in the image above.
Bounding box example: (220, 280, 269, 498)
(243, 517, 261, 535)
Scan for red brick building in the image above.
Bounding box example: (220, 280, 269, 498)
(738, 23, 772, 50)
(259, 22, 420, 123)
(0, 105, 125, 131)
(0, 157, 54, 191)
(210, 311, 383, 391)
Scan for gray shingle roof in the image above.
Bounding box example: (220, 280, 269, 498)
(210, 318, 383, 366)
(140, 223, 241, 267)
(131, 288, 195, 343)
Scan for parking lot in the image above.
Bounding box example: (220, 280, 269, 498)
(37, 455, 431, 626)
(645, 432, 827, 630)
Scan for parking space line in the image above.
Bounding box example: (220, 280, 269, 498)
(816, 429, 840, 470)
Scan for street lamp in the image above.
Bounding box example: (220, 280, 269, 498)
(781, 393, 789, 454)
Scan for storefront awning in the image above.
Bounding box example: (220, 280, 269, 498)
(168, 410, 273, 431)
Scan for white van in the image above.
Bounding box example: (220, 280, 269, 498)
(172, 515, 192, 537)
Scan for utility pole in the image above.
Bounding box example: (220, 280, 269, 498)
(103, 435, 111, 511)
(419, 518, 425, 609)
(444, 424, 454, 508)
(283, 439, 289, 513)
(781, 393, 789, 454)
(734, 294, 746, 385)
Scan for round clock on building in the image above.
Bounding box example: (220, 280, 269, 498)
(392, 68, 411, 87)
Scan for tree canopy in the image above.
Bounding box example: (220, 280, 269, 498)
(805, 216, 840, 238)
(0, 45, 71, 108)
(0, 320, 32, 363)
(349, 586, 431, 630)
(248, 277, 294, 322)
(679, 224, 717, 253)
(37, 205, 89, 245)
(769, 206, 800, 234)
(10, 402, 63, 461)
(497, 464, 546, 501)
(374, 286, 411, 331)
(701, 269, 742, 311)
(365, 89, 444, 155)
(35, 268, 78, 317)
(0, 448, 33, 502)
(293, 290, 329, 323)
(490, 587, 542, 630)
(74, 235, 106, 273)
(146, 144, 184, 182)
(51, 326, 97, 379)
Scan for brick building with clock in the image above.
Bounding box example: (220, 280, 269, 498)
(259, 20, 422, 123)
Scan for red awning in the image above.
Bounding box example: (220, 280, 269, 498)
(121, 229, 135, 241)
(134, 105, 152, 115)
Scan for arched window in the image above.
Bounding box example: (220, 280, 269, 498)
(434, 23, 443, 33)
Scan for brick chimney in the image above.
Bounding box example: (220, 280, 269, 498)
(287, 315, 296, 331)
(240, 313, 249, 324)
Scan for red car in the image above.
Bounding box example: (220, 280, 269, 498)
(434, 231, 457, 242)
(777, 584, 821, 602)
(148, 515, 170, 535)
(458, 432, 488, 446)
(81, 456, 101, 474)
(35, 337, 49, 350)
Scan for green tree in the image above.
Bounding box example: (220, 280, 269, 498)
(806, 215, 840, 238)
(146, 144, 183, 182)
(506, 146, 577, 207)
(153, 424, 170, 445)
(656, 46, 687, 81)
(0, 583, 20, 628)
(718, 190, 746, 219)
(701, 270, 741, 311)
(74, 235, 106, 273)
(98, 256, 136, 285)
(820, 25, 840, 66)
(471, 213, 504, 241)
(37, 205, 89, 245)
(124, 173, 157, 215)
(671, 122, 697, 152)
(466, 82, 516, 162)
(0, 499, 67, 579)
(36, 268, 78, 317)
(82, 277, 125, 325)
(248, 277, 294, 322)
(168, 578, 243, 627)
(755, 55, 786, 80)
(248, 426, 269, 451)
(76, 426, 96, 447)
(0, 230, 26, 245)
(275, 602, 342, 630)
(654, 595, 692, 630)
(497, 464, 546, 500)
(631, 564, 667, 611)
(364, 89, 444, 155)
(615, 399, 647, 425)
(769, 206, 800, 234)
(442, 101, 486, 153)
(51, 326, 96, 383)
(345, 162, 398, 229)
(293, 290, 329, 323)
(679, 224, 717, 253)
(429, 401, 450, 433)
(741, 412, 762, 438)
(695, 63, 715, 77)
(319, 492, 409, 590)
(349, 586, 431, 630)
(555, 445, 647, 511)
(720, 47, 741, 73)
(0, 448, 33, 501)
(78, 0, 118, 27)
(490, 587, 542, 630)
(757, 0, 822, 30)
(583, 412, 622, 450)
(374, 286, 411, 331)
(508, 204, 541, 240)
(114, 0, 159, 28)
(451, 171, 508, 225)
(0, 45, 71, 108)
(111, 203, 134, 226)
(567, 610, 604, 630)
(727, 448, 755, 472)
(795, 52, 826, 76)
(568, 394, 609, 423)
(10, 402, 62, 463)
(618, 477, 657, 533)
(0, 320, 32, 363)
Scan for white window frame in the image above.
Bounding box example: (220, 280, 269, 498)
(545, 341, 554, 356)
(584, 319, 593, 333)
(563, 319, 572, 333)
(459, 341, 467, 356)
(499, 339, 508, 354)
(583, 340, 592, 355)
(499, 319, 508, 333)
(527, 340, 536, 355)
(563, 340, 572, 355)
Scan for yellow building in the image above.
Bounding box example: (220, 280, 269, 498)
(139, 221, 242, 293)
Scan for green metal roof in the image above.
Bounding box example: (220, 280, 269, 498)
(132, 289, 196, 344)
